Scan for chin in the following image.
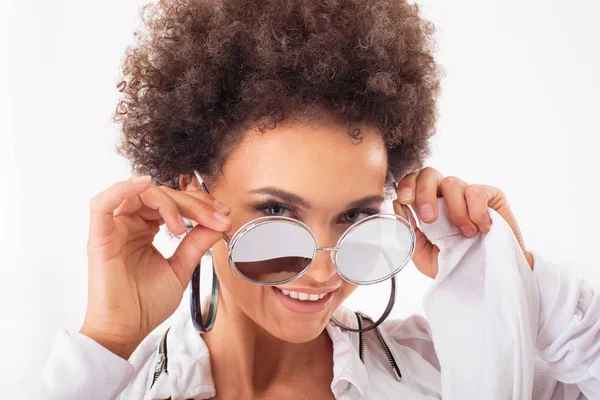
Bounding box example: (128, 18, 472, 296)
(264, 307, 336, 343)
(273, 323, 328, 343)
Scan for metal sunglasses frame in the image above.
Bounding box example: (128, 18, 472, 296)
(192, 170, 417, 287)
(222, 213, 416, 286)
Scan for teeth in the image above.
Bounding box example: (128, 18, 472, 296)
(278, 289, 328, 302)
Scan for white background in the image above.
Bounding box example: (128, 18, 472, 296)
(1, 0, 599, 397)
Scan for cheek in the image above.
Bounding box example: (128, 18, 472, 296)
(212, 242, 262, 308)
(335, 282, 358, 306)
(211, 242, 359, 339)
(214, 239, 357, 306)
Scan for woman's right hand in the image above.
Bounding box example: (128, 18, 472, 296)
(79, 175, 231, 360)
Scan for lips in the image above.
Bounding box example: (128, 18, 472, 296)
(272, 287, 336, 314)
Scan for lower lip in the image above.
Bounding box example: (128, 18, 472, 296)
(272, 287, 335, 314)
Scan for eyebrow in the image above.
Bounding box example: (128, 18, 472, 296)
(248, 187, 385, 209)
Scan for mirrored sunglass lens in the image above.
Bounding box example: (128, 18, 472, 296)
(230, 220, 314, 283)
(337, 217, 413, 283)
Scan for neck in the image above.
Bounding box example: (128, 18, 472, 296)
(201, 284, 334, 398)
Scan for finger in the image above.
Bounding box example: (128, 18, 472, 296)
(135, 208, 167, 221)
(474, 185, 528, 258)
(395, 171, 418, 203)
(116, 193, 207, 224)
(393, 200, 439, 279)
(113, 181, 187, 225)
(89, 176, 153, 238)
(167, 224, 223, 287)
(113, 213, 162, 236)
(116, 195, 198, 224)
(465, 184, 497, 234)
(414, 167, 444, 223)
(393, 201, 418, 231)
(131, 184, 193, 236)
(438, 176, 479, 237)
(160, 184, 231, 215)
(114, 198, 166, 222)
(153, 187, 232, 233)
(123, 184, 231, 235)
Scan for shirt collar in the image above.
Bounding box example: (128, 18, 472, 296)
(161, 309, 216, 400)
(326, 307, 371, 397)
(161, 305, 370, 399)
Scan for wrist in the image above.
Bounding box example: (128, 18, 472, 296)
(79, 325, 139, 360)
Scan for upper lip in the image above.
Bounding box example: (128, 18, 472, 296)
(274, 286, 339, 295)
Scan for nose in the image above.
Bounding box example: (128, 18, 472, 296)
(303, 230, 339, 283)
(304, 249, 338, 283)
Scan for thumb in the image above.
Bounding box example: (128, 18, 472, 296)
(392, 200, 439, 279)
(167, 224, 224, 288)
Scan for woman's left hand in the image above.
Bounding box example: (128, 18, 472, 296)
(392, 167, 534, 280)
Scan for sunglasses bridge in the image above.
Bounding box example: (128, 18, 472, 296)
(313, 246, 340, 264)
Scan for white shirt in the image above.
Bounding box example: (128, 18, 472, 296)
(39, 198, 600, 399)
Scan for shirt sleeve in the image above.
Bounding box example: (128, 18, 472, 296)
(417, 198, 597, 399)
(38, 328, 136, 400)
(420, 199, 542, 399)
(531, 249, 600, 399)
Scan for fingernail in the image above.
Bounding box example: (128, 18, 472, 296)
(398, 188, 412, 201)
(420, 204, 434, 221)
(178, 215, 187, 230)
(214, 199, 231, 213)
(461, 226, 474, 237)
(132, 175, 151, 184)
(213, 211, 230, 224)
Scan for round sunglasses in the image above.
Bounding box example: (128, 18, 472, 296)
(220, 213, 415, 286)
(190, 171, 416, 287)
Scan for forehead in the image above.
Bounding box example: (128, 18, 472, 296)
(221, 114, 388, 204)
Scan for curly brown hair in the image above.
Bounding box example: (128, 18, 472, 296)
(113, 0, 442, 192)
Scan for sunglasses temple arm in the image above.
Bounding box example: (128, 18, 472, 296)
(193, 171, 232, 245)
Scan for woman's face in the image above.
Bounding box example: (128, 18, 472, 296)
(185, 111, 388, 343)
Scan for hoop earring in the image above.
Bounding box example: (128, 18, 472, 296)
(189, 249, 219, 333)
(329, 275, 397, 332)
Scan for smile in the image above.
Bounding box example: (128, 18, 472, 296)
(278, 288, 326, 301)
(272, 287, 337, 314)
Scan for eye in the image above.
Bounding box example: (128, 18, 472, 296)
(266, 204, 286, 216)
(254, 200, 297, 218)
(341, 208, 380, 224)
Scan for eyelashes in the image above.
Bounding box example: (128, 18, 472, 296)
(253, 199, 297, 216)
(252, 199, 382, 223)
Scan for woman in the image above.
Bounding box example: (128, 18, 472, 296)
(40, 0, 599, 398)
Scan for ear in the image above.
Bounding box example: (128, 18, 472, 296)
(179, 171, 206, 192)
(178, 173, 194, 191)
